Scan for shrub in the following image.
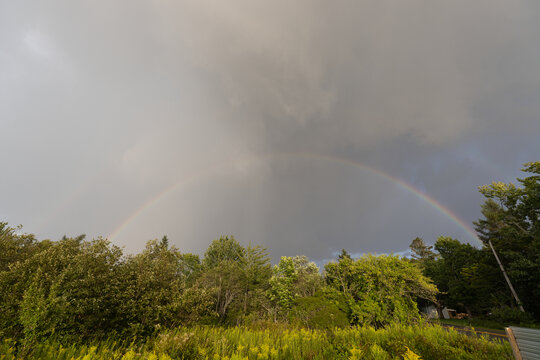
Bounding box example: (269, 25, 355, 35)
(489, 306, 534, 325)
(289, 290, 349, 329)
(325, 254, 438, 327)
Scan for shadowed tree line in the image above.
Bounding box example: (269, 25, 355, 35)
(409, 162, 540, 324)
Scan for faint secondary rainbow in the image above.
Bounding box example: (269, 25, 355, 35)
(107, 152, 481, 245)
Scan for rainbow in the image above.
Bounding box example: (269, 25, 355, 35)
(107, 152, 481, 245)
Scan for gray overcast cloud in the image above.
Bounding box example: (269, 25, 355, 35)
(1, 1, 540, 260)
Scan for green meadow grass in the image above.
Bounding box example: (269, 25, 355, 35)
(0, 322, 512, 360)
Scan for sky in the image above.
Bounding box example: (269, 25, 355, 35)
(1, 1, 540, 261)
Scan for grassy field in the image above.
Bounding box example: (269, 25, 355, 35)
(0, 322, 512, 360)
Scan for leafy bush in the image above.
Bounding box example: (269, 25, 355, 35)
(289, 289, 349, 329)
(490, 306, 534, 325)
(325, 253, 438, 327)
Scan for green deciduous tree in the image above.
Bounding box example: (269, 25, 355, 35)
(1, 235, 126, 341)
(239, 245, 272, 320)
(325, 253, 437, 327)
(198, 237, 274, 324)
(201, 236, 247, 321)
(268, 256, 323, 319)
(121, 238, 212, 335)
(428, 237, 484, 316)
(289, 288, 350, 329)
(0, 222, 46, 272)
(269, 256, 297, 314)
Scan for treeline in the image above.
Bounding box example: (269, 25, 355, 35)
(0, 161, 538, 346)
(410, 162, 540, 323)
(0, 225, 436, 344)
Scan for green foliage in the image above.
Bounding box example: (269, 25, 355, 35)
(489, 305, 534, 325)
(0, 324, 512, 359)
(325, 253, 438, 327)
(0, 222, 41, 272)
(415, 235, 519, 317)
(289, 289, 349, 329)
(152, 331, 197, 359)
(269, 256, 298, 312)
(0, 220, 513, 357)
(0, 229, 219, 341)
(121, 238, 212, 335)
(428, 237, 483, 313)
(200, 237, 273, 323)
(473, 161, 540, 319)
(203, 236, 245, 269)
(290, 256, 324, 298)
(268, 256, 323, 318)
(239, 245, 273, 320)
(0, 235, 126, 340)
(409, 237, 436, 263)
(19, 269, 49, 345)
(201, 236, 247, 320)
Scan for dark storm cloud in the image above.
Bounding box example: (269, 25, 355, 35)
(1, 1, 539, 260)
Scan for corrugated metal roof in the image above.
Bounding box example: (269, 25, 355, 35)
(508, 326, 540, 360)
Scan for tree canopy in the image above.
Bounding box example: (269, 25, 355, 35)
(325, 253, 437, 327)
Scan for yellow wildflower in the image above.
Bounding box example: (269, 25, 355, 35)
(349, 347, 363, 360)
(121, 349, 136, 360)
(403, 346, 422, 360)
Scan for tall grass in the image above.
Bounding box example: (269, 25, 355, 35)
(0, 323, 512, 360)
